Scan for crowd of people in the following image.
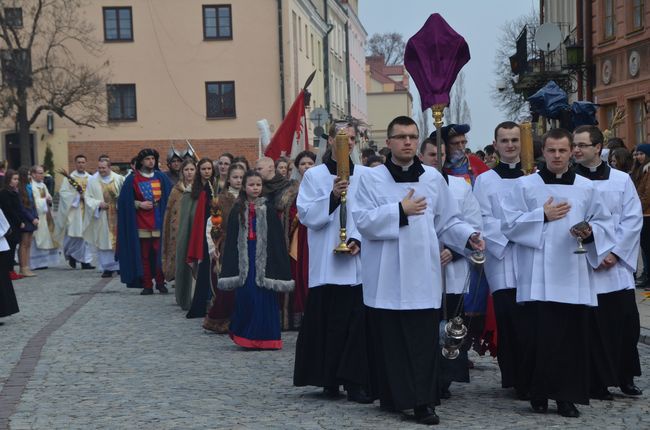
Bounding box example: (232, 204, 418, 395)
(0, 114, 647, 426)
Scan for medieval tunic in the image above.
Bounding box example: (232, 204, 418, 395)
(84, 172, 124, 272)
(55, 171, 94, 264)
(439, 174, 483, 390)
(352, 157, 475, 411)
(575, 163, 643, 390)
(29, 180, 59, 269)
(174, 191, 197, 310)
(293, 159, 371, 391)
(0, 209, 19, 318)
(162, 181, 190, 281)
(217, 198, 294, 349)
(472, 162, 528, 392)
(502, 167, 614, 405)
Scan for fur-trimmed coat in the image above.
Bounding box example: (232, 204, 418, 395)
(217, 197, 294, 292)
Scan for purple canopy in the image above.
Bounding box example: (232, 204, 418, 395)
(405, 14, 471, 111)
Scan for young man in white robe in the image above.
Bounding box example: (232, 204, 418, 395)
(54, 155, 95, 269)
(84, 159, 124, 278)
(502, 128, 614, 418)
(293, 123, 372, 404)
(573, 125, 643, 399)
(29, 165, 59, 270)
(472, 121, 529, 398)
(419, 137, 483, 400)
(353, 116, 485, 425)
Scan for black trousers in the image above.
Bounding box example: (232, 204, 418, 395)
(293, 284, 369, 389)
(367, 307, 440, 411)
(492, 288, 528, 391)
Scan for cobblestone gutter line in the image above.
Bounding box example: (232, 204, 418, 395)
(0, 278, 112, 430)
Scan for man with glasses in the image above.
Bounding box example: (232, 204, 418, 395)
(353, 116, 485, 425)
(573, 125, 643, 400)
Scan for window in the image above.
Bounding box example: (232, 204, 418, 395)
(103, 7, 133, 42)
(298, 17, 302, 51)
(4, 8, 22, 28)
(605, 104, 617, 136)
(632, 99, 646, 145)
(1, 49, 32, 87)
(633, 0, 644, 30)
(311, 34, 314, 65)
(107, 84, 137, 121)
(206, 81, 235, 118)
(203, 5, 232, 40)
(305, 25, 309, 57)
(604, 0, 615, 39)
(317, 40, 321, 71)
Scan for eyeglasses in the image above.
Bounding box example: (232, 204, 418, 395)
(389, 134, 419, 141)
(574, 143, 596, 149)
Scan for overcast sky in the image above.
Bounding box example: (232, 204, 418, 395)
(359, 0, 538, 150)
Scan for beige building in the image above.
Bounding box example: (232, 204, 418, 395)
(365, 55, 412, 148)
(0, 0, 350, 173)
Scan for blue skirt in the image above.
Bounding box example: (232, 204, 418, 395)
(230, 239, 282, 349)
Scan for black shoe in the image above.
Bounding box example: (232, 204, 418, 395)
(635, 273, 647, 288)
(323, 385, 340, 399)
(620, 383, 643, 396)
(346, 385, 373, 404)
(590, 387, 614, 400)
(379, 401, 397, 412)
(156, 284, 169, 294)
(556, 401, 579, 418)
(101, 271, 114, 278)
(414, 405, 440, 425)
(34, 266, 48, 270)
(68, 257, 77, 269)
(530, 398, 548, 413)
(440, 387, 451, 399)
(81, 263, 95, 270)
(140, 288, 153, 295)
(516, 389, 530, 401)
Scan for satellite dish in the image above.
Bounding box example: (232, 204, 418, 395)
(534, 23, 562, 52)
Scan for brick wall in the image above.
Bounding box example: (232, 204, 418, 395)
(67, 138, 260, 172)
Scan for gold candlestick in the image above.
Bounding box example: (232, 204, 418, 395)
(334, 129, 351, 254)
(520, 122, 535, 174)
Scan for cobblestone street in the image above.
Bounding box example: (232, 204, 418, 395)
(1, 266, 649, 429)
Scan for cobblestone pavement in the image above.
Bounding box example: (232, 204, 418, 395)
(1, 266, 649, 429)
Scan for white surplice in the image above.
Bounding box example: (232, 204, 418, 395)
(55, 170, 90, 240)
(501, 172, 614, 306)
(473, 169, 520, 293)
(580, 167, 642, 294)
(297, 163, 368, 288)
(352, 164, 476, 310)
(443, 175, 483, 295)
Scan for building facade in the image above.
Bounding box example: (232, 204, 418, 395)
(365, 55, 412, 148)
(591, 0, 649, 146)
(0, 0, 366, 173)
(341, 0, 368, 123)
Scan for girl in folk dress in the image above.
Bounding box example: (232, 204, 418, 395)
(217, 171, 294, 349)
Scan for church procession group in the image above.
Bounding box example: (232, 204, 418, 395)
(0, 113, 646, 426)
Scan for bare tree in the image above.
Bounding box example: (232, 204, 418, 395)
(491, 9, 539, 120)
(0, 0, 109, 166)
(445, 71, 471, 125)
(367, 32, 405, 65)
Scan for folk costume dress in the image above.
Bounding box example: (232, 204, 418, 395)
(203, 188, 238, 333)
(0, 209, 18, 318)
(116, 170, 171, 290)
(293, 159, 372, 392)
(217, 198, 294, 349)
(502, 166, 614, 405)
(84, 172, 124, 272)
(352, 156, 476, 412)
(29, 180, 59, 269)
(55, 170, 94, 265)
(472, 161, 528, 393)
(575, 163, 643, 392)
(162, 180, 189, 281)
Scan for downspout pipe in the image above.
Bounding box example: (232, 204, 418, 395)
(277, 0, 286, 118)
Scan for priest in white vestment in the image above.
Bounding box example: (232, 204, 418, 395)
(54, 155, 95, 269)
(29, 165, 59, 269)
(84, 159, 124, 277)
